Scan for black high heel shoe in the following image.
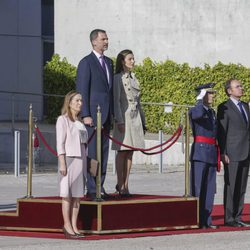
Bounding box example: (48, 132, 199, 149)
(118, 189, 131, 198)
(120, 191, 132, 198)
(115, 184, 119, 193)
(62, 227, 78, 239)
(124, 192, 133, 198)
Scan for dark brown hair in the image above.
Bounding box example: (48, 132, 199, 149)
(115, 49, 133, 74)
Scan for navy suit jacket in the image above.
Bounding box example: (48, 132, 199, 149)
(76, 52, 114, 125)
(189, 100, 217, 164)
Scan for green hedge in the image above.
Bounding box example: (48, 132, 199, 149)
(44, 54, 250, 132)
(44, 54, 76, 123)
(134, 59, 250, 132)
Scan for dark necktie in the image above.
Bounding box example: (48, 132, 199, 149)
(100, 55, 110, 88)
(100, 55, 106, 73)
(207, 108, 214, 120)
(238, 101, 248, 124)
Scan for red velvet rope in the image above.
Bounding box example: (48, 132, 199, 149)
(35, 125, 182, 157)
(35, 126, 58, 156)
(35, 126, 96, 157)
(141, 127, 182, 155)
(143, 126, 181, 151)
(87, 128, 96, 144)
(103, 126, 182, 155)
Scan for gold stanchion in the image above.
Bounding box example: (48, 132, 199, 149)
(95, 105, 103, 201)
(184, 108, 191, 197)
(26, 104, 33, 198)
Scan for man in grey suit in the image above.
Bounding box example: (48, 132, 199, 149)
(76, 29, 113, 200)
(217, 79, 250, 227)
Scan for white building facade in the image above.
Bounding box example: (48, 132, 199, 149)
(55, 0, 250, 67)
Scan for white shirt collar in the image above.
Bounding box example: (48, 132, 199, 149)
(93, 50, 103, 59)
(203, 105, 209, 111)
(230, 96, 241, 106)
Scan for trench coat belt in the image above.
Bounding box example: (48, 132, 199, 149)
(194, 135, 221, 172)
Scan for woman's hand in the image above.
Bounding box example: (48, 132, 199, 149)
(58, 154, 67, 176)
(117, 123, 125, 133)
(60, 164, 67, 176)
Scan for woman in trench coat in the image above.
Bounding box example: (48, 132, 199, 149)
(112, 49, 146, 197)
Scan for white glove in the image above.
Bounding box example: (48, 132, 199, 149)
(196, 89, 207, 100)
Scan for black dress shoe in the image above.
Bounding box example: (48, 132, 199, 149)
(224, 221, 242, 227)
(101, 192, 111, 199)
(236, 221, 250, 227)
(86, 193, 96, 200)
(201, 224, 219, 229)
(206, 224, 219, 229)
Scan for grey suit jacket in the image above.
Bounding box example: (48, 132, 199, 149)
(217, 99, 250, 161)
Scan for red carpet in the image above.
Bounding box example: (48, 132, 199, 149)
(1, 204, 250, 240)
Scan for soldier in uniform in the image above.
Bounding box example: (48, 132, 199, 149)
(189, 83, 220, 229)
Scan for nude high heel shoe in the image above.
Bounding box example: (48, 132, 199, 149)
(62, 227, 78, 239)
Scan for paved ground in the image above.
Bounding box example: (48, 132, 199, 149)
(1, 166, 250, 249)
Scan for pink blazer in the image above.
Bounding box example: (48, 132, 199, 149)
(56, 115, 87, 157)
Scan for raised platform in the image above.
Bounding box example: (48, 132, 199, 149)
(0, 195, 199, 234)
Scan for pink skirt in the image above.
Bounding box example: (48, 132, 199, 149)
(59, 145, 87, 198)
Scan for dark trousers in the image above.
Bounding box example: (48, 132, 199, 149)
(224, 159, 250, 223)
(86, 121, 111, 194)
(191, 161, 216, 227)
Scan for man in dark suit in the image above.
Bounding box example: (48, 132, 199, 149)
(189, 83, 219, 229)
(217, 79, 250, 227)
(76, 29, 113, 200)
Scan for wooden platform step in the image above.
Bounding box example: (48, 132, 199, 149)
(0, 194, 199, 234)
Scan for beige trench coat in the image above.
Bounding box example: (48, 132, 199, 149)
(111, 72, 145, 151)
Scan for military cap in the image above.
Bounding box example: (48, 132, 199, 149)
(195, 82, 216, 93)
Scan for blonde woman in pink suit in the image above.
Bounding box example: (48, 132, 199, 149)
(56, 91, 88, 238)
